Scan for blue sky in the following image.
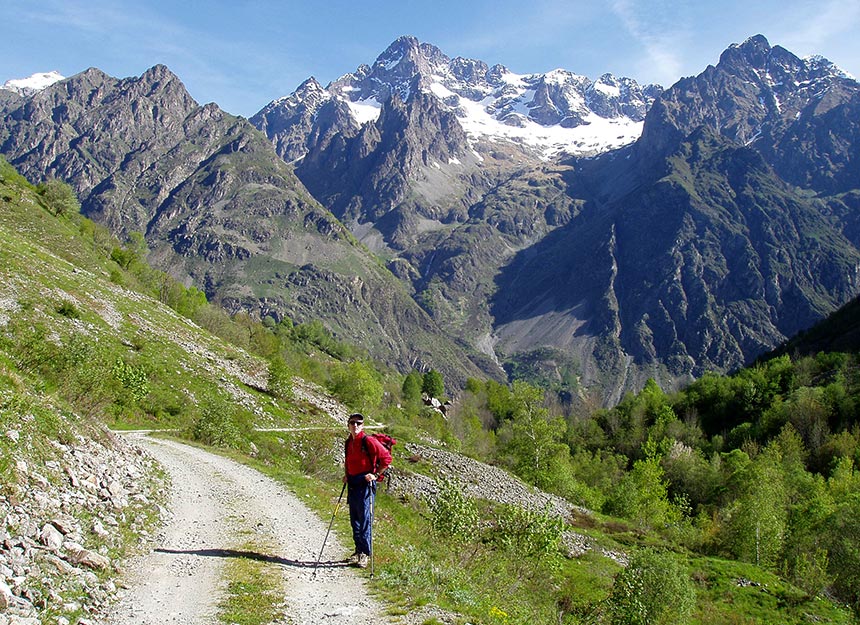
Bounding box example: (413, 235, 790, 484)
(3, 0, 859, 117)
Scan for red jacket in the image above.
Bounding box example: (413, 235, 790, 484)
(345, 432, 392, 477)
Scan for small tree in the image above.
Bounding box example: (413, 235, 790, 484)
(329, 360, 383, 413)
(430, 476, 479, 545)
(37, 178, 80, 216)
(720, 444, 787, 568)
(422, 369, 444, 398)
(402, 370, 423, 407)
(268, 355, 293, 399)
(605, 454, 683, 530)
(498, 381, 571, 493)
(192, 392, 246, 449)
(823, 493, 860, 610)
(489, 503, 564, 563)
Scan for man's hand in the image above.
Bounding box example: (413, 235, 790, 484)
(364, 473, 377, 482)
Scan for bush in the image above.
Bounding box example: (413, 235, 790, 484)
(192, 393, 248, 449)
(488, 503, 563, 563)
(267, 355, 293, 399)
(56, 301, 81, 319)
(37, 178, 80, 216)
(111, 358, 150, 403)
(605, 456, 683, 530)
(608, 549, 696, 625)
(293, 428, 340, 478)
(430, 477, 479, 544)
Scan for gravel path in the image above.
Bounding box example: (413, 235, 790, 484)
(99, 435, 390, 625)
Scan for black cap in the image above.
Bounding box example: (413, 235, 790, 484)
(348, 413, 364, 424)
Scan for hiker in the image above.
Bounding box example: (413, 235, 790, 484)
(344, 412, 391, 568)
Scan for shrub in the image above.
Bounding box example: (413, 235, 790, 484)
(293, 428, 339, 478)
(37, 178, 80, 216)
(488, 503, 563, 563)
(111, 358, 150, 403)
(56, 301, 81, 319)
(267, 355, 293, 400)
(605, 456, 683, 530)
(608, 549, 696, 625)
(192, 393, 248, 449)
(430, 477, 479, 545)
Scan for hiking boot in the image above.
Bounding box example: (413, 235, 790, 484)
(348, 552, 360, 565)
(356, 553, 369, 568)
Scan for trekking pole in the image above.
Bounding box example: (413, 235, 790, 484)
(312, 482, 346, 579)
(369, 480, 376, 578)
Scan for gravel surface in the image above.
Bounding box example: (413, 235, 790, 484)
(98, 435, 391, 625)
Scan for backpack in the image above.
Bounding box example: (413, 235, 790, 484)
(345, 432, 396, 480)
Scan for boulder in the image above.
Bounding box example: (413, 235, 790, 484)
(63, 542, 110, 570)
(38, 524, 64, 551)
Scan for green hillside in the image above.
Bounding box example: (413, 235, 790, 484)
(1, 157, 857, 625)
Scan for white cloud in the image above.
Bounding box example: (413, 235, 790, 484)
(609, 0, 687, 86)
(776, 0, 860, 52)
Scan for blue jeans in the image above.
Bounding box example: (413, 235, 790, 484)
(347, 474, 375, 555)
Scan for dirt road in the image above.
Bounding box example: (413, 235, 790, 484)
(98, 435, 391, 625)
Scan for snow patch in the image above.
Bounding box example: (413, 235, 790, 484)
(1, 70, 64, 95)
(347, 98, 382, 125)
(593, 81, 620, 97)
(382, 52, 404, 71)
(453, 92, 643, 158)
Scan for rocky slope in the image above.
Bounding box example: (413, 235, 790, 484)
(1, 424, 161, 624)
(0, 67, 490, 386)
(488, 36, 860, 401)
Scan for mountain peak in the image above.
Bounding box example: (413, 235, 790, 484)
(385, 34, 421, 53)
(143, 63, 176, 79)
(738, 33, 771, 51)
(805, 54, 856, 81)
(256, 36, 662, 161)
(720, 34, 772, 69)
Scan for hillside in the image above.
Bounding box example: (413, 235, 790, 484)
(766, 294, 860, 357)
(0, 66, 492, 388)
(0, 159, 268, 621)
(2, 160, 858, 624)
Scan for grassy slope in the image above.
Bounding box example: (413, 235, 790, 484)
(1, 163, 854, 625)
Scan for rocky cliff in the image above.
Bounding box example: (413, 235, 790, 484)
(0, 66, 490, 386)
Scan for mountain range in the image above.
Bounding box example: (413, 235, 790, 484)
(2, 34, 859, 403)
